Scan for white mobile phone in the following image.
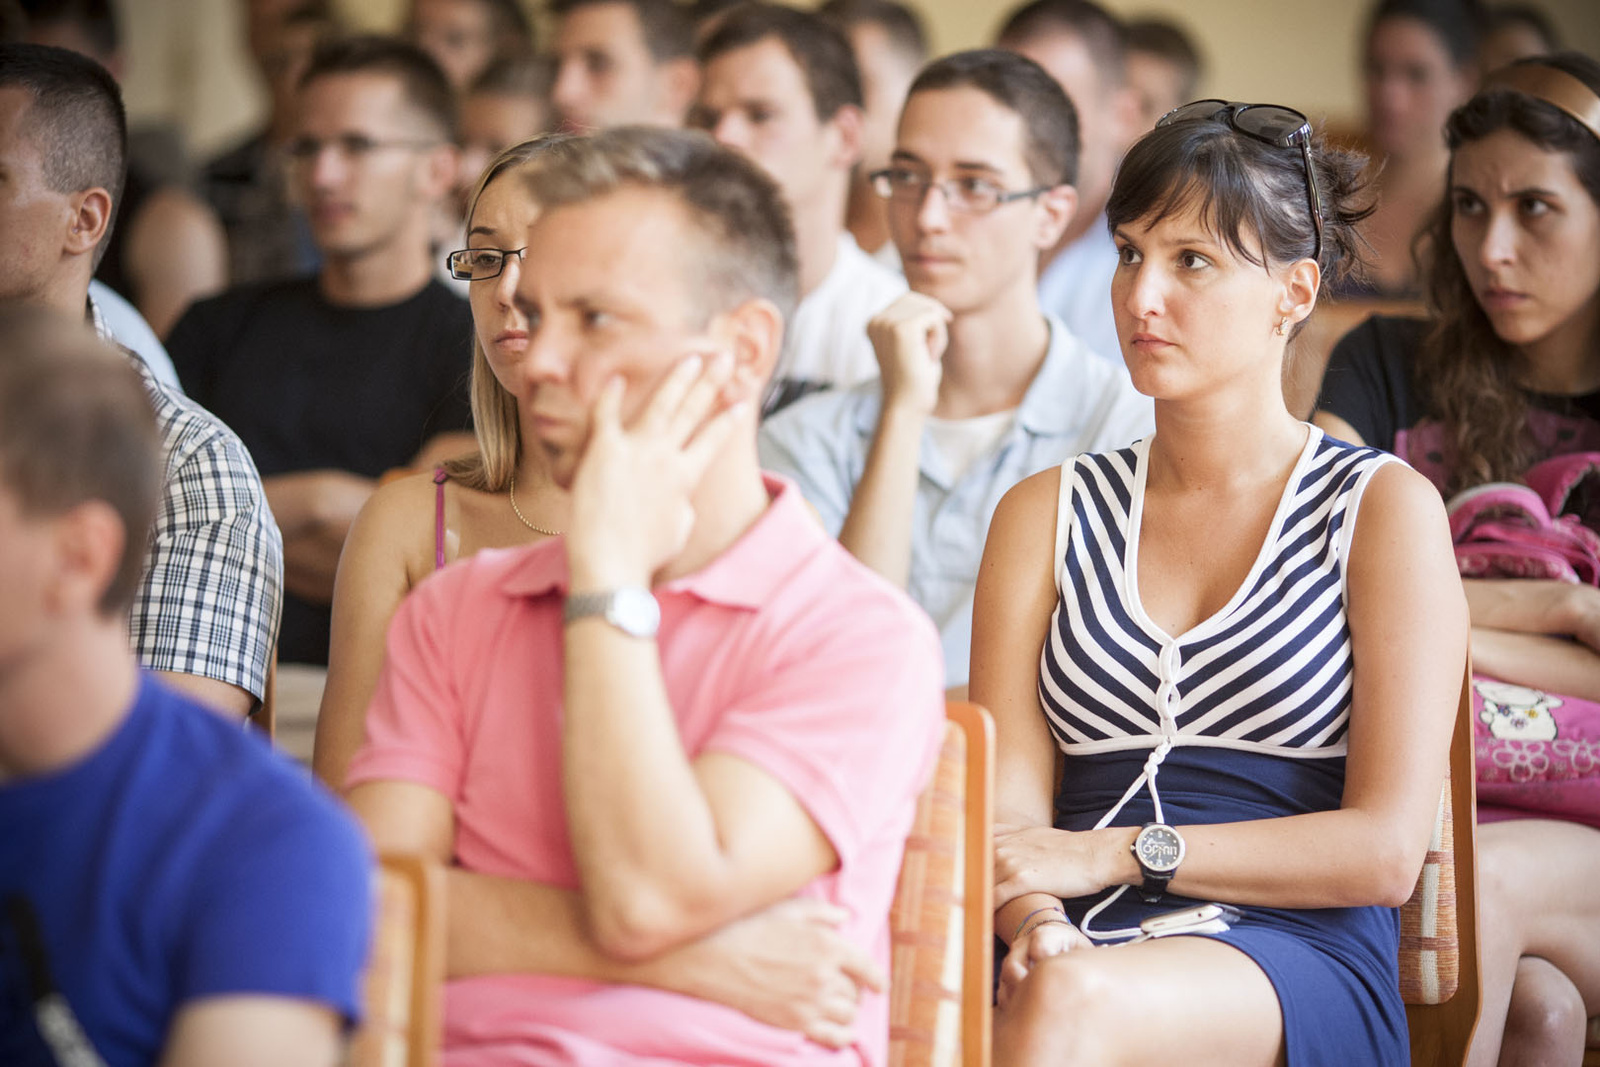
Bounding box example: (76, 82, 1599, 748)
(1138, 902, 1243, 937)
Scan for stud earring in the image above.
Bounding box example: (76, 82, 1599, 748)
(1276, 318, 1291, 337)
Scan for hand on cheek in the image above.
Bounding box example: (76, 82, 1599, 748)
(566, 352, 746, 591)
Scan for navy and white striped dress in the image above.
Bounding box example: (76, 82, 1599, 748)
(1042, 426, 1407, 1066)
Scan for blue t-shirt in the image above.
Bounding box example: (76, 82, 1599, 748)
(0, 674, 372, 1066)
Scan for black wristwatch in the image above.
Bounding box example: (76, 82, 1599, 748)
(1131, 822, 1186, 903)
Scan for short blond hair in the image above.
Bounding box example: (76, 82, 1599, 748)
(519, 126, 799, 324)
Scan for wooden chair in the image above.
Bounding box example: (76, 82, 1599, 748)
(349, 854, 446, 1067)
(887, 701, 995, 1067)
(1402, 663, 1482, 1067)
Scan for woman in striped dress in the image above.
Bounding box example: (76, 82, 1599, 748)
(970, 102, 1469, 1066)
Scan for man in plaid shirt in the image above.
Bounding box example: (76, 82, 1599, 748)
(0, 43, 282, 718)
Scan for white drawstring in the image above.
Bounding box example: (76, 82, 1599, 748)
(1077, 643, 1183, 942)
(1079, 736, 1172, 940)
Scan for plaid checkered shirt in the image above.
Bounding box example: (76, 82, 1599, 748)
(92, 299, 284, 703)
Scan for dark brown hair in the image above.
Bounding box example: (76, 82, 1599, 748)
(818, 0, 927, 65)
(300, 34, 459, 141)
(0, 302, 159, 615)
(1415, 51, 1600, 495)
(696, 2, 863, 120)
(551, 0, 695, 62)
(0, 42, 126, 268)
(907, 49, 1079, 187)
(1125, 17, 1203, 103)
(1365, 0, 1483, 71)
(1106, 106, 1373, 314)
(996, 0, 1126, 89)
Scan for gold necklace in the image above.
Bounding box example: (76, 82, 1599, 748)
(508, 472, 562, 536)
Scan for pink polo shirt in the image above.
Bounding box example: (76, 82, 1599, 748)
(346, 475, 945, 1067)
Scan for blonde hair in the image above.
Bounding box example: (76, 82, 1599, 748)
(442, 134, 578, 491)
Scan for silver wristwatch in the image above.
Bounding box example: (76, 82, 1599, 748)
(563, 587, 660, 638)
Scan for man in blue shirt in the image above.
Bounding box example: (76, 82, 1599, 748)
(760, 49, 1152, 693)
(0, 305, 372, 1067)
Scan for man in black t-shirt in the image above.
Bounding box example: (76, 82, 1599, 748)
(170, 37, 472, 666)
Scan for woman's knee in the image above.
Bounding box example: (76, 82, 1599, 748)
(1499, 956, 1588, 1066)
(1000, 952, 1133, 1066)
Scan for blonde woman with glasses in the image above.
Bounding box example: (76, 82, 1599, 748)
(313, 138, 574, 789)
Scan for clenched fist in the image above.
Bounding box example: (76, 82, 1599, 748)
(866, 292, 952, 416)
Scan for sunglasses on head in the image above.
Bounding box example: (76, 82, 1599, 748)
(1157, 99, 1324, 265)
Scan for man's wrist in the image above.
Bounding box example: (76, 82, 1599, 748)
(566, 556, 652, 595)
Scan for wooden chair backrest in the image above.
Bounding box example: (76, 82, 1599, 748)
(887, 701, 995, 1067)
(349, 854, 446, 1067)
(1402, 663, 1482, 1067)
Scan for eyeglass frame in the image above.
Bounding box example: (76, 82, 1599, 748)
(867, 166, 1054, 215)
(445, 246, 528, 281)
(1155, 99, 1324, 265)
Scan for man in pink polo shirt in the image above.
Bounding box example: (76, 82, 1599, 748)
(344, 127, 946, 1066)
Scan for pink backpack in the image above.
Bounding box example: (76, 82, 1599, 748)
(1446, 453, 1600, 584)
(1441, 451, 1600, 831)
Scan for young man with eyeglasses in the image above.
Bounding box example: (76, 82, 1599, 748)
(691, 3, 905, 416)
(760, 49, 1152, 695)
(168, 36, 474, 668)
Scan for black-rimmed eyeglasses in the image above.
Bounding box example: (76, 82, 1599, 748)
(1156, 99, 1324, 264)
(446, 247, 527, 281)
(868, 167, 1051, 215)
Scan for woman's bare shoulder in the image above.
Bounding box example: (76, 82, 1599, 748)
(346, 469, 447, 572)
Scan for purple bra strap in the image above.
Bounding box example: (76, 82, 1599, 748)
(433, 468, 448, 571)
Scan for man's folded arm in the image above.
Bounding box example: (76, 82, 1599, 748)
(344, 777, 879, 1047)
(561, 622, 842, 961)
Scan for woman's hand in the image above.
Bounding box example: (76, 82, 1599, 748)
(994, 825, 1133, 907)
(996, 920, 1095, 1010)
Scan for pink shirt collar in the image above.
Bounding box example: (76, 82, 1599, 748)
(498, 474, 820, 610)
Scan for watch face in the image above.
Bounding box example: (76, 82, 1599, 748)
(1136, 825, 1184, 873)
(608, 587, 661, 637)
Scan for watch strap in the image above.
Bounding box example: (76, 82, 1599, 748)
(563, 587, 659, 637)
(563, 591, 619, 624)
(1138, 869, 1174, 904)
